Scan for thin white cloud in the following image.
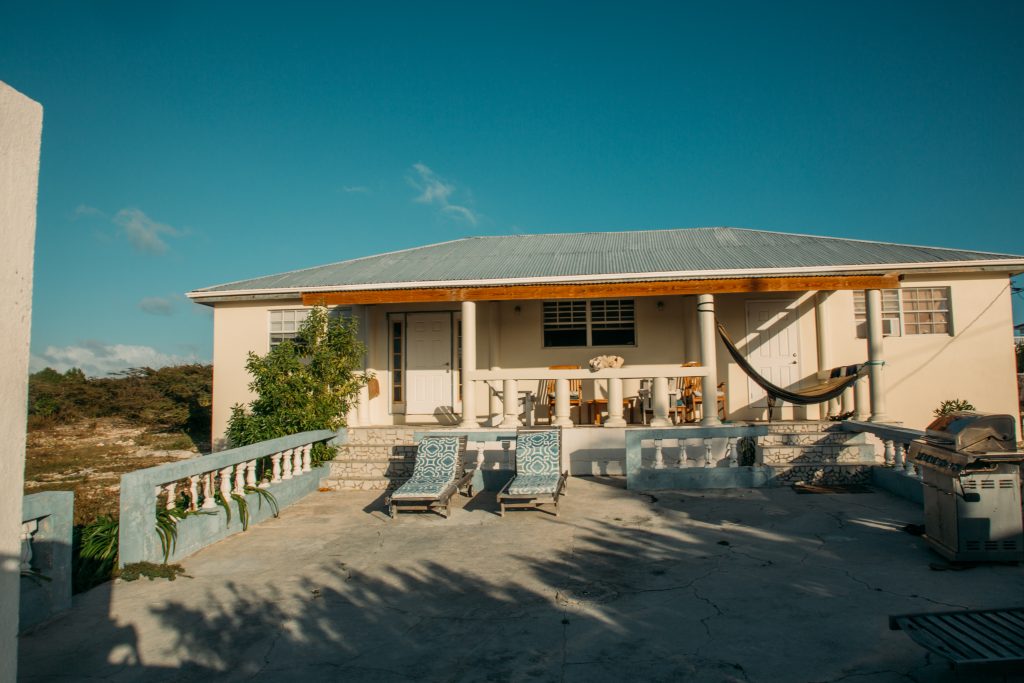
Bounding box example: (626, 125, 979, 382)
(30, 341, 202, 377)
(114, 208, 184, 254)
(74, 204, 106, 218)
(342, 185, 371, 194)
(407, 163, 478, 225)
(138, 296, 176, 316)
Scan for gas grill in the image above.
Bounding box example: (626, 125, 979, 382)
(908, 412, 1024, 562)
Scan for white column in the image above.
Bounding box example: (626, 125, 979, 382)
(604, 377, 626, 427)
(814, 291, 834, 420)
(500, 379, 520, 428)
(864, 289, 891, 423)
(553, 378, 573, 427)
(697, 293, 722, 426)
(356, 382, 371, 426)
(271, 453, 283, 482)
(188, 475, 200, 511)
(459, 300, 478, 428)
(202, 473, 217, 509)
(650, 377, 672, 427)
(488, 303, 503, 426)
(853, 377, 870, 421)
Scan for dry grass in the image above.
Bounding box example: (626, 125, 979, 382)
(24, 418, 200, 526)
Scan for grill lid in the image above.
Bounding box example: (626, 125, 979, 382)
(924, 412, 1018, 454)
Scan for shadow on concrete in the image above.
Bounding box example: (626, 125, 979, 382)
(18, 482, 1024, 682)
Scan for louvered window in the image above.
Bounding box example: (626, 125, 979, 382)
(543, 300, 635, 347)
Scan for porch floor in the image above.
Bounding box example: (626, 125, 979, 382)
(20, 479, 1024, 682)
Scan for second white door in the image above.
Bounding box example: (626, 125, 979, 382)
(744, 301, 801, 408)
(405, 313, 454, 415)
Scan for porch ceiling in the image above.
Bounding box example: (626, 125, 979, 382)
(301, 273, 901, 305)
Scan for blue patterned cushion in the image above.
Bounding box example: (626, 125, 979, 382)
(391, 478, 454, 499)
(507, 473, 561, 496)
(412, 436, 461, 481)
(516, 430, 560, 475)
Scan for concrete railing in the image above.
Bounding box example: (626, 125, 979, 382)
(118, 429, 338, 566)
(466, 364, 711, 427)
(841, 421, 923, 477)
(20, 491, 73, 632)
(625, 425, 771, 489)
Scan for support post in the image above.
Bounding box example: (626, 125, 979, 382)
(604, 377, 626, 427)
(500, 379, 520, 428)
(815, 291, 834, 419)
(650, 377, 671, 427)
(864, 289, 891, 423)
(697, 293, 722, 426)
(459, 301, 478, 428)
(553, 378, 573, 427)
(488, 303, 502, 426)
(853, 376, 870, 421)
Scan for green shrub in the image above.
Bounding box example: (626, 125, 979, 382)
(933, 399, 975, 417)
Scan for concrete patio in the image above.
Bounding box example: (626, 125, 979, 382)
(18, 478, 1024, 682)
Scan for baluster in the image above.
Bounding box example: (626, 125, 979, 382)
(553, 378, 572, 427)
(902, 444, 916, 476)
(245, 460, 257, 488)
(292, 448, 303, 476)
(891, 441, 902, 469)
(727, 438, 739, 468)
(703, 438, 714, 468)
(233, 464, 245, 495)
(188, 475, 200, 511)
(282, 448, 294, 480)
(20, 520, 37, 571)
(650, 377, 671, 427)
(163, 483, 177, 510)
(654, 439, 664, 469)
(605, 377, 626, 427)
(271, 452, 283, 482)
(677, 439, 689, 468)
(218, 466, 233, 501)
(202, 473, 217, 509)
(883, 440, 895, 468)
(501, 379, 520, 428)
(502, 440, 513, 469)
(302, 444, 313, 472)
(476, 441, 486, 470)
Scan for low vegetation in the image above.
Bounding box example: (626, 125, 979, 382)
(933, 399, 975, 417)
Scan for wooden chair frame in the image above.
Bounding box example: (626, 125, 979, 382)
(543, 365, 582, 424)
(386, 436, 472, 518)
(496, 428, 568, 517)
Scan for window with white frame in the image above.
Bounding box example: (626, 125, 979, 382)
(853, 288, 951, 337)
(269, 309, 310, 348)
(542, 299, 635, 347)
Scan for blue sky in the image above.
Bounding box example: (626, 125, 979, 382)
(2, 1, 1022, 375)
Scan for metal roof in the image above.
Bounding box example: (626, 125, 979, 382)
(190, 227, 1024, 298)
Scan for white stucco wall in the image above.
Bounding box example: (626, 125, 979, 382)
(207, 273, 1021, 442)
(0, 81, 43, 683)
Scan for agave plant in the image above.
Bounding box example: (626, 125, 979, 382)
(245, 485, 279, 518)
(79, 515, 119, 562)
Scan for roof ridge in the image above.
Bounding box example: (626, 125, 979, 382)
(716, 226, 1020, 257)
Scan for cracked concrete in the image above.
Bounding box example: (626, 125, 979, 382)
(18, 478, 1024, 682)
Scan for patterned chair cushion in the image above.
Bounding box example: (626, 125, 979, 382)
(507, 473, 562, 496)
(411, 436, 462, 482)
(391, 478, 455, 499)
(516, 430, 560, 476)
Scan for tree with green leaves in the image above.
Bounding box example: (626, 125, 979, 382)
(227, 307, 367, 464)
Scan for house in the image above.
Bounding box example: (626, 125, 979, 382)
(188, 227, 1024, 471)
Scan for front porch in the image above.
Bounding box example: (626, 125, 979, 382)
(20, 477, 1023, 681)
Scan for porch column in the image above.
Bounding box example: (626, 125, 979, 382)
(697, 293, 722, 426)
(500, 379, 519, 428)
(815, 291, 835, 420)
(356, 383, 371, 425)
(488, 303, 503, 427)
(459, 300, 478, 428)
(864, 289, 891, 423)
(604, 377, 626, 427)
(650, 377, 672, 427)
(552, 378, 573, 427)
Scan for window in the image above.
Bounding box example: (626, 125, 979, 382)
(542, 299, 635, 347)
(391, 318, 404, 403)
(269, 309, 310, 348)
(853, 288, 951, 337)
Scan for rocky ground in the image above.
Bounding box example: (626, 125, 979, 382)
(24, 418, 202, 525)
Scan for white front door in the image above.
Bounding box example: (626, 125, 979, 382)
(406, 313, 454, 415)
(744, 301, 801, 408)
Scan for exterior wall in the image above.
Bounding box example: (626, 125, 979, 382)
(0, 82, 43, 681)
(208, 272, 1020, 442)
(828, 273, 1019, 432)
(210, 298, 303, 449)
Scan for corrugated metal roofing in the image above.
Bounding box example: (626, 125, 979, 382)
(192, 227, 1024, 295)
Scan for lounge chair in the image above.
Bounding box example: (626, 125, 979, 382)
(387, 435, 470, 518)
(497, 428, 567, 516)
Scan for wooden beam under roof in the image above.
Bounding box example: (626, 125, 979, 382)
(301, 274, 901, 305)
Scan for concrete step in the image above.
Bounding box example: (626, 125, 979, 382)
(758, 431, 871, 446)
(343, 427, 419, 445)
(329, 458, 417, 479)
(324, 474, 409, 491)
(760, 443, 877, 465)
(333, 444, 418, 460)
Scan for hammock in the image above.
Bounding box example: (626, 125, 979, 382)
(716, 322, 864, 413)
